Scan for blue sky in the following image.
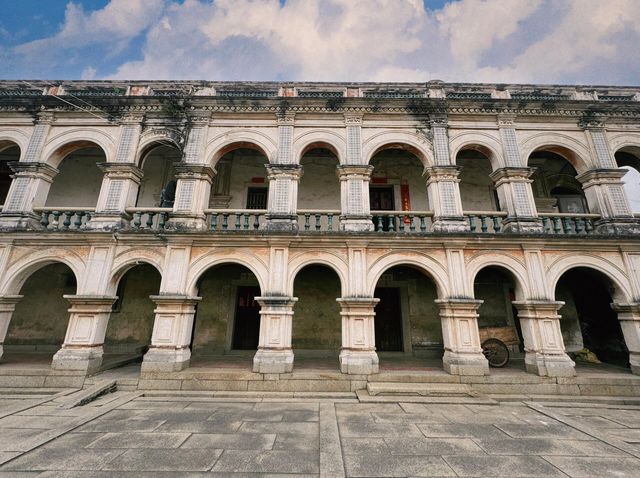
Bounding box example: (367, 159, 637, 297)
(1, 0, 639, 84)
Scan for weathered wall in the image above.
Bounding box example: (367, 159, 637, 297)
(371, 151, 430, 211)
(5, 263, 75, 351)
(104, 264, 160, 353)
(45, 148, 104, 207)
(215, 151, 268, 209)
(137, 146, 179, 207)
(474, 268, 513, 328)
(458, 154, 497, 211)
(555, 281, 583, 352)
(298, 153, 341, 210)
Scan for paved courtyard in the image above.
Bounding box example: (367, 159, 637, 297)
(1, 390, 640, 477)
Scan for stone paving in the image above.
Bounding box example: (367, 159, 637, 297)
(1, 391, 640, 476)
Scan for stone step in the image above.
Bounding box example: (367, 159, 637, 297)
(367, 381, 474, 396)
(55, 379, 116, 408)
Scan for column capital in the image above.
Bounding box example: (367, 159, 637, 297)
(150, 294, 202, 307)
(35, 111, 56, 125)
(576, 168, 627, 185)
(276, 111, 295, 125)
(336, 164, 374, 179)
(611, 303, 640, 316)
(337, 297, 380, 309)
(9, 161, 58, 180)
(97, 162, 143, 180)
(255, 296, 298, 308)
(435, 298, 483, 311)
(174, 163, 216, 181)
(64, 294, 118, 310)
(188, 111, 212, 125)
(119, 114, 145, 125)
(489, 166, 535, 184)
(512, 300, 565, 316)
(497, 114, 517, 127)
(578, 116, 607, 130)
(423, 165, 461, 182)
(265, 163, 303, 179)
(0, 295, 23, 310)
(344, 114, 363, 125)
(429, 114, 448, 127)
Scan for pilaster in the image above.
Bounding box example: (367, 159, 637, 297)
(0, 295, 23, 360)
(513, 300, 576, 377)
(51, 295, 118, 375)
(423, 166, 468, 232)
(611, 303, 640, 374)
(338, 298, 380, 374)
(490, 167, 542, 233)
(253, 296, 297, 373)
(263, 164, 303, 231)
(89, 163, 144, 229)
(344, 114, 363, 164)
(435, 299, 489, 376)
(276, 112, 295, 164)
(337, 165, 374, 231)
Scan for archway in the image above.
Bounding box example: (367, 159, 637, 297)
(615, 147, 640, 213)
(457, 149, 499, 212)
(555, 267, 628, 368)
(298, 146, 340, 210)
(45, 145, 105, 208)
(136, 144, 180, 207)
(292, 265, 342, 365)
(373, 265, 440, 367)
(473, 266, 523, 360)
(528, 150, 588, 214)
(2, 263, 77, 364)
(191, 264, 262, 363)
(0, 142, 20, 206)
(103, 264, 161, 367)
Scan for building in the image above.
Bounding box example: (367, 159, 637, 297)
(0, 80, 639, 387)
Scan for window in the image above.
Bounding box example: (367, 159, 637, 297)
(246, 187, 268, 209)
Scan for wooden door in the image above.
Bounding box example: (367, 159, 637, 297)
(374, 287, 403, 352)
(232, 286, 261, 350)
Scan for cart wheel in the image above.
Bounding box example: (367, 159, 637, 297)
(481, 338, 509, 368)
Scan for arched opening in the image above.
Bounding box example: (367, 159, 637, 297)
(45, 145, 105, 207)
(2, 263, 77, 364)
(615, 147, 640, 213)
(210, 145, 269, 210)
(298, 146, 340, 210)
(555, 267, 628, 369)
(191, 264, 262, 366)
(136, 144, 180, 207)
(292, 265, 341, 365)
(528, 150, 587, 213)
(473, 266, 523, 360)
(456, 149, 499, 211)
(370, 146, 428, 230)
(373, 265, 440, 367)
(103, 264, 161, 367)
(0, 142, 20, 206)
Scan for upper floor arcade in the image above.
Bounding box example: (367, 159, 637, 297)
(0, 80, 640, 238)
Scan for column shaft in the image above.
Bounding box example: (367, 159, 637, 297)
(490, 167, 542, 232)
(424, 166, 468, 232)
(337, 165, 374, 231)
(338, 298, 379, 374)
(0, 296, 23, 360)
(253, 296, 297, 373)
(263, 164, 303, 231)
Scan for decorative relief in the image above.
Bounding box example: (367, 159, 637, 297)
(104, 180, 124, 211)
(590, 130, 616, 168)
(277, 125, 293, 164)
(432, 127, 450, 165)
(115, 125, 137, 163)
(348, 180, 364, 215)
(346, 125, 362, 163)
(183, 127, 204, 163)
(513, 182, 533, 216)
(176, 180, 195, 211)
(500, 128, 521, 167)
(608, 185, 631, 215)
(440, 182, 457, 215)
(23, 124, 48, 162)
(5, 177, 29, 211)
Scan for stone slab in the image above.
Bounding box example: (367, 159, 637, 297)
(101, 448, 222, 471)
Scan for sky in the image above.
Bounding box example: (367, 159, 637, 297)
(0, 0, 639, 85)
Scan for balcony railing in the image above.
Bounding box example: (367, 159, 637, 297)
(539, 213, 600, 235)
(206, 209, 267, 231)
(465, 211, 508, 233)
(370, 211, 434, 233)
(126, 208, 171, 230)
(35, 207, 95, 230)
(298, 210, 341, 231)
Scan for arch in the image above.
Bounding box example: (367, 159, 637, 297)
(607, 133, 640, 156)
(0, 250, 84, 296)
(363, 131, 434, 167)
(521, 133, 593, 174)
(0, 129, 28, 157)
(41, 128, 116, 167)
(449, 131, 506, 170)
(367, 252, 449, 298)
(136, 138, 181, 167)
(206, 130, 277, 167)
(466, 253, 530, 301)
(186, 251, 268, 297)
(547, 254, 632, 303)
(108, 257, 164, 296)
(287, 251, 348, 297)
(293, 130, 346, 164)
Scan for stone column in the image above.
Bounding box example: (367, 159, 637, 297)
(490, 167, 542, 232)
(611, 303, 640, 374)
(89, 163, 143, 229)
(577, 169, 639, 234)
(51, 295, 117, 375)
(253, 296, 297, 373)
(435, 299, 489, 375)
(167, 164, 216, 230)
(424, 166, 468, 232)
(0, 295, 22, 360)
(513, 300, 576, 377)
(338, 298, 379, 374)
(263, 164, 303, 231)
(141, 295, 201, 372)
(337, 165, 374, 231)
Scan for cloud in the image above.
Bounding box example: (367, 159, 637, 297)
(2, 0, 640, 85)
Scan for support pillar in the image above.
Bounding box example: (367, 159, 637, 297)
(611, 303, 640, 374)
(263, 165, 302, 231)
(424, 166, 468, 232)
(338, 297, 380, 374)
(253, 296, 297, 373)
(436, 299, 489, 375)
(167, 164, 216, 230)
(88, 163, 143, 229)
(513, 300, 576, 377)
(51, 295, 117, 375)
(337, 165, 374, 231)
(0, 295, 22, 360)
(141, 295, 201, 372)
(490, 167, 542, 233)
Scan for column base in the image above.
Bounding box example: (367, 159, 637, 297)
(525, 352, 576, 377)
(442, 350, 489, 376)
(262, 215, 299, 232)
(340, 216, 374, 232)
(141, 347, 191, 372)
(84, 212, 130, 231)
(0, 212, 40, 230)
(253, 348, 294, 373)
(166, 213, 207, 231)
(51, 346, 104, 375)
(339, 349, 379, 374)
(594, 218, 640, 235)
(502, 217, 543, 233)
(431, 217, 469, 233)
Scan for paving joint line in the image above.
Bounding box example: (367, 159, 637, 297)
(319, 401, 345, 478)
(0, 388, 79, 420)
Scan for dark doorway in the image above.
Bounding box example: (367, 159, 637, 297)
(374, 287, 403, 351)
(232, 286, 261, 350)
(370, 186, 395, 231)
(246, 187, 268, 209)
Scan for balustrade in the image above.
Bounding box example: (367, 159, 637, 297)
(539, 213, 599, 235)
(35, 207, 95, 230)
(464, 211, 507, 233)
(298, 210, 340, 232)
(206, 209, 266, 231)
(126, 208, 171, 231)
(371, 211, 434, 233)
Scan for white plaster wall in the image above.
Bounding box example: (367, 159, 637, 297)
(137, 146, 179, 207)
(45, 148, 104, 207)
(298, 154, 341, 210)
(220, 151, 268, 209)
(370, 151, 429, 210)
(458, 155, 497, 211)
